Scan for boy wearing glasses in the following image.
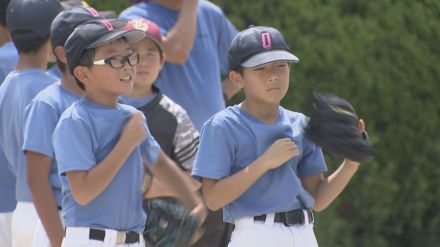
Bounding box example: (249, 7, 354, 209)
(53, 19, 206, 246)
(22, 7, 104, 247)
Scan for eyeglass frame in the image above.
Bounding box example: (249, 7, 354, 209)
(93, 52, 140, 68)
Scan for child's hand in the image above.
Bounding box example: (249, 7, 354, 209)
(261, 138, 300, 170)
(120, 113, 147, 148)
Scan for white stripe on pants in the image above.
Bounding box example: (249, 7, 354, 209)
(228, 211, 319, 247)
(0, 211, 13, 247)
(12, 202, 39, 247)
(62, 227, 145, 247)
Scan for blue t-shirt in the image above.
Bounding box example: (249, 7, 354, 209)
(120, 0, 238, 130)
(0, 42, 18, 83)
(0, 148, 16, 212)
(192, 105, 328, 222)
(0, 69, 57, 202)
(22, 83, 82, 206)
(53, 98, 161, 232)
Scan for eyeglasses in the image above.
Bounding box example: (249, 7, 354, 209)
(93, 53, 139, 68)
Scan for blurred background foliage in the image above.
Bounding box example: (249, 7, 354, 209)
(90, 0, 440, 246)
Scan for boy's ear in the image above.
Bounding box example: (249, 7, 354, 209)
(54, 46, 67, 64)
(73, 66, 90, 85)
(229, 70, 245, 88)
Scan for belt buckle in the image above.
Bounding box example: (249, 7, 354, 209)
(116, 231, 126, 244)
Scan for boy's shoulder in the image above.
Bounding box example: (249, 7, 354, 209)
(30, 83, 60, 103)
(159, 94, 189, 118)
(203, 106, 241, 128)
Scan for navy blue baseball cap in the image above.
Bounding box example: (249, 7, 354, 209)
(228, 26, 299, 70)
(50, 7, 104, 49)
(6, 0, 63, 40)
(65, 19, 146, 73)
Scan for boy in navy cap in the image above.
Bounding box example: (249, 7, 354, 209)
(192, 26, 367, 247)
(53, 19, 206, 246)
(0, 0, 62, 246)
(22, 7, 103, 247)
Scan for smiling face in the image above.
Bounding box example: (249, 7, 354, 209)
(84, 38, 136, 97)
(233, 61, 291, 105)
(130, 38, 163, 90)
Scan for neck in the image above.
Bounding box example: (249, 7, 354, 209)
(84, 90, 119, 108)
(60, 73, 84, 97)
(240, 100, 280, 124)
(152, 0, 183, 10)
(0, 28, 10, 47)
(16, 53, 48, 71)
(128, 84, 154, 98)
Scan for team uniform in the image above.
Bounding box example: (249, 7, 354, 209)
(0, 69, 57, 247)
(120, 0, 237, 130)
(0, 41, 18, 246)
(22, 83, 81, 246)
(53, 98, 160, 247)
(0, 41, 18, 83)
(192, 106, 327, 247)
(120, 86, 199, 171)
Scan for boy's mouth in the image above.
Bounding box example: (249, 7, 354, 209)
(121, 75, 132, 82)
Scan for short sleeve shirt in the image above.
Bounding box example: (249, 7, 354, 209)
(192, 105, 327, 222)
(53, 98, 160, 232)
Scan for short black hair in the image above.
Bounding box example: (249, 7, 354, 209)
(231, 65, 244, 75)
(0, 0, 10, 27)
(11, 32, 49, 54)
(72, 48, 96, 90)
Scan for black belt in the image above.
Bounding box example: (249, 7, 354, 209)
(254, 209, 314, 226)
(89, 228, 140, 244)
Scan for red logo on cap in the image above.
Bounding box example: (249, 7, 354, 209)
(101, 20, 114, 31)
(262, 32, 271, 49)
(87, 7, 100, 17)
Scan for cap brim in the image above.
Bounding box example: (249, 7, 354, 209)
(144, 34, 164, 51)
(86, 29, 146, 48)
(241, 50, 299, 68)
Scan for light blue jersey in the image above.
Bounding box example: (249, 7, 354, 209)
(22, 83, 81, 206)
(192, 105, 328, 222)
(0, 148, 16, 212)
(53, 98, 160, 232)
(0, 42, 18, 83)
(0, 69, 56, 202)
(120, 0, 237, 130)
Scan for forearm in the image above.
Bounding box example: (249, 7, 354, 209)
(150, 152, 202, 209)
(68, 140, 135, 205)
(29, 181, 64, 247)
(26, 152, 64, 246)
(202, 157, 268, 211)
(145, 171, 200, 199)
(163, 0, 199, 63)
(313, 160, 359, 211)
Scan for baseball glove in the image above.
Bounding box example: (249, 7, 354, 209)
(304, 91, 373, 162)
(143, 198, 203, 247)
